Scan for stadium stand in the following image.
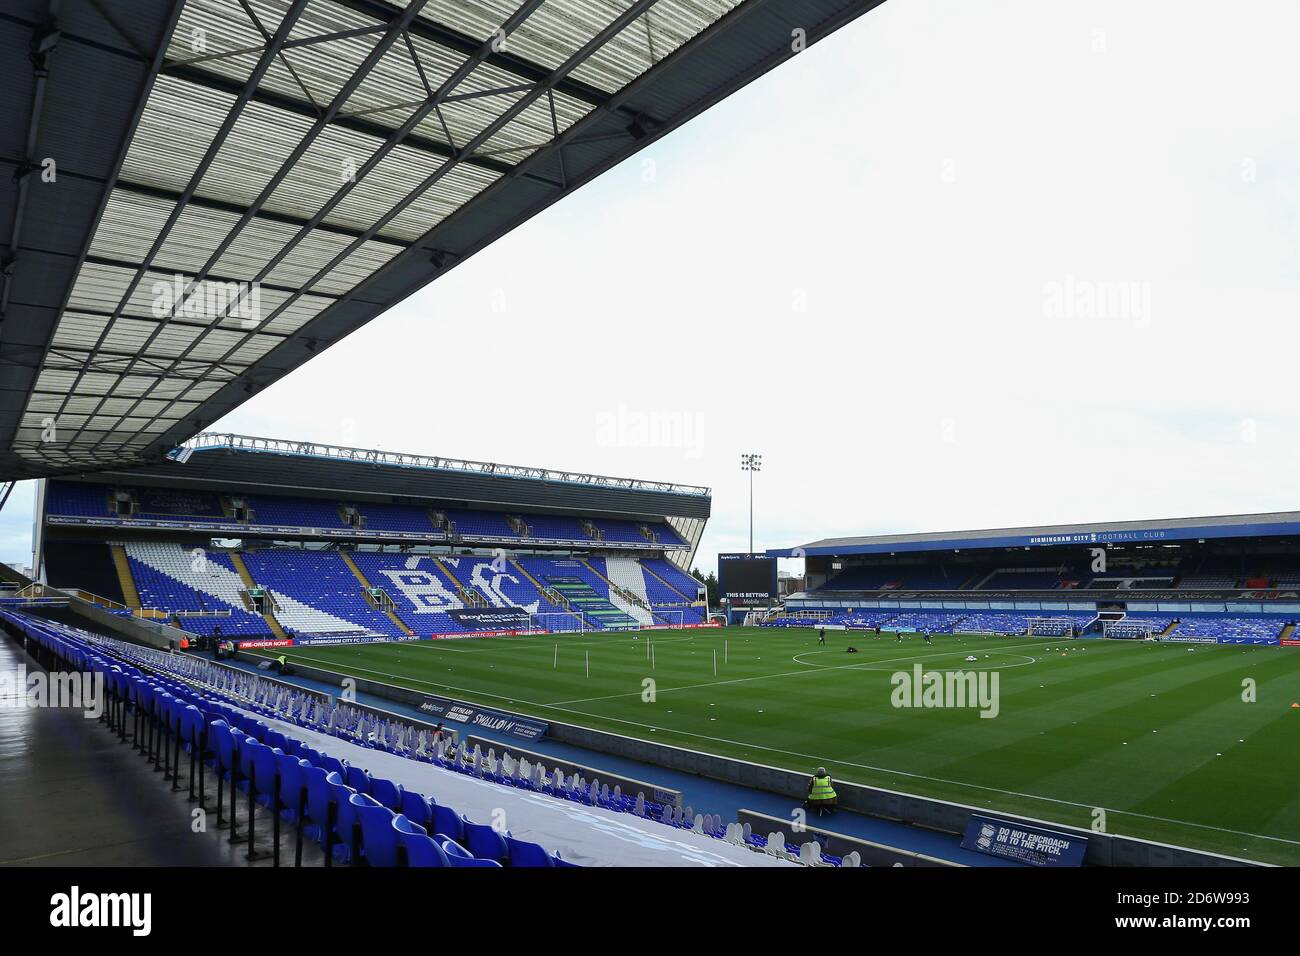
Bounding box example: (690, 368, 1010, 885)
(52, 541, 707, 639)
(642, 557, 703, 599)
(1171, 616, 1284, 642)
(134, 487, 228, 522)
(976, 568, 1076, 590)
(241, 551, 404, 638)
(38, 445, 709, 642)
(45, 480, 693, 554)
(247, 496, 350, 530)
(886, 612, 961, 632)
(824, 610, 899, 629)
(348, 553, 471, 636)
(125, 543, 270, 638)
(1176, 573, 1239, 589)
(518, 557, 642, 630)
(351, 503, 438, 535)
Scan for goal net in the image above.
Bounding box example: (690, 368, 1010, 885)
(528, 611, 587, 634)
(651, 608, 686, 629)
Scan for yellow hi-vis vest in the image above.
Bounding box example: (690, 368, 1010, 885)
(809, 775, 836, 800)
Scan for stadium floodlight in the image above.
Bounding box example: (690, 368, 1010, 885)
(740, 453, 762, 553)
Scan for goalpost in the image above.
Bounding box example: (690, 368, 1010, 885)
(652, 608, 686, 629)
(528, 611, 587, 634)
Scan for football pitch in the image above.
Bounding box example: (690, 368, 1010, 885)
(259, 627, 1300, 864)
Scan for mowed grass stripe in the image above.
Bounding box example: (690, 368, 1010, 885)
(932, 645, 1270, 802)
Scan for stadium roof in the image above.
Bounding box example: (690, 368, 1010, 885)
(772, 511, 1300, 558)
(57, 430, 713, 520)
(0, 0, 883, 481)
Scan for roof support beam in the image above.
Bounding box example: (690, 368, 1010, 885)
(329, 0, 618, 112)
(20, 248, 341, 301)
(9, 303, 291, 338)
(164, 61, 553, 185)
(164, 22, 390, 70)
(112, 179, 410, 247)
(1, 0, 61, 321)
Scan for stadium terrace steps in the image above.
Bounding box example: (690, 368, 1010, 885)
(347, 554, 467, 635)
(511, 559, 561, 606)
(240, 551, 404, 638)
(339, 551, 413, 636)
(544, 578, 639, 629)
(432, 556, 486, 607)
(228, 552, 288, 640)
(639, 559, 694, 602)
(110, 544, 141, 610)
(574, 558, 652, 626)
(579, 557, 653, 620)
(442, 556, 546, 616)
(109, 546, 705, 639)
(522, 558, 639, 629)
(124, 542, 270, 637)
(601, 556, 661, 627)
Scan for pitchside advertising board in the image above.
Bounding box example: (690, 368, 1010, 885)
(448, 608, 530, 630)
(719, 553, 778, 607)
(417, 694, 549, 741)
(961, 814, 1088, 867)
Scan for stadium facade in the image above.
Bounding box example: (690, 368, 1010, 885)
(769, 513, 1300, 645)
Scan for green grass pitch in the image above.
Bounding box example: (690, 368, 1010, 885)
(259, 627, 1300, 864)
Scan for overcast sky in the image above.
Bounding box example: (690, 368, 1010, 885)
(6, 0, 1300, 577)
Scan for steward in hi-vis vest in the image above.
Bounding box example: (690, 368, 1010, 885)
(806, 767, 838, 815)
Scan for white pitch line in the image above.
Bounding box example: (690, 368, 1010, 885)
(405, 633, 698, 655)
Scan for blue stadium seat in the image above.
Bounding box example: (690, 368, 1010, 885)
(431, 803, 464, 843)
(463, 818, 508, 862)
(505, 836, 554, 867)
(440, 839, 502, 868)
(351, 794, 402, 867)
(369, 775, 402, 811)
(399, 789, 433, 828)
(399, 829, 451, 868)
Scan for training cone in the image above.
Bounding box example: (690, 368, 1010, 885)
(1291, 702, 1299, 709)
